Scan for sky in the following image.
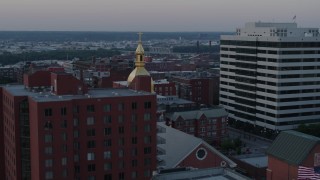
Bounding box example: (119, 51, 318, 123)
(0, 0, 319, 32)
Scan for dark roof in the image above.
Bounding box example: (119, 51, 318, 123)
(266, 130, 320, 165)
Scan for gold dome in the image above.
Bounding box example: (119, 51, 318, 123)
(127, 67, 150, 84)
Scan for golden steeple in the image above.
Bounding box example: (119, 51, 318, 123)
(127, 32, 154, 92)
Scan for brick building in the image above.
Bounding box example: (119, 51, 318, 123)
(157, 122, 236, 170)
(1, 71, 157, 180)
(266, 131, 320, 180)
(153, 79, 176, 96)
(1, 35, 158, 180)
(171, 74, 220, 106)
(165, 108, 228, 145)
(0, 86, 4, 178)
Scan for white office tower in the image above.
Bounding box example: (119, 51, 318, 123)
(220, 22, 320, 130)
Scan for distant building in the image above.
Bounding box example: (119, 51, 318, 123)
(0, 67, 16, 82)
(172, 73, 220, 106)
(156, 122, 236, 170)
(153, 79, 176, 96)
(266, 131, 320, 180)
(165, 108, 228, 145)
(220, 22, 320, 130)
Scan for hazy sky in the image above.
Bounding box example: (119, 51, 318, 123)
(0, 0, 319, 31)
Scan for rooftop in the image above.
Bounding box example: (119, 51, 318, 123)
(157, 122, 236, 169)
(3, 84, 154, 102)
(167, 108, 228, 121)
(152, 167, 251, 180)
(266, 130, 320, 165)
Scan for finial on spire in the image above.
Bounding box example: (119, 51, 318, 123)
(137, 32, 143, 42)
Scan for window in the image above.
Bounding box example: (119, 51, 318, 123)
(45, 159, 53, 167)
(73, 118, 79, 127)
(73, 106, 79, 113)
(104, 162, 112, 171)
(118, 138, 124, 146)
(104, 128, 111, 135)
(88, 164, 96, 172)
(73, 130, 79, 138)
(87, 117, 95, 125)
(62, 169, 67, 178)
(144, 136, 151, 144)
(132, 171, 137, 179)
(74, 154, 79, 162)
(132, 137, 137, 144)
(119, 172, 124, 180)
(87, 152, 95, 161)
(104, 139, 112, 147)
(132, 102, 137, 110)
(61, 132, 67, 141)
(44, 108, 52, 117)
(132, 160, 138, 167)
(104, 174, 112, 180)
(144, 124, 151, 132)
(88, 176, 95, 180)
(118, 115, 124, 123)
(104, 115, 112, 124)
(87, 105, 95, 112)
(45, 171, 53, 180)
(132, 125, 138, 133)
(74, 165, 80, 173)
(144, 102, 151, 109)
(87, 140, 96, 148)
(104, 151, 111, 159)
(45, 134, 53, 143)
(131, 114, 137, 123)
(61, 120, 67, 128)
(73, 142, 80, 150)
(144, 170, 151, 177)
(118, 126, 124, 134)
(61, 157, 67, 165)
(144, 147, 151, 154)
(144, 158, 151, 166)
(61, 107, 67, 116)
(45, 147, 53, 155)
(118, 161, 124, 169)
(132, 148, 138, 156)
(62, 144, 67, 153)
(144, 113, 151, 121)
(118, 103, 124, 111)
(87, 129, 96, 136)
(103, 104, 111, 112)
(118, 149, 124, 157)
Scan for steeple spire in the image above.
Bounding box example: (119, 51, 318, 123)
(138, 32, 143, 43)
(135, 32, 145, 67)
(127, 32, 154, 93)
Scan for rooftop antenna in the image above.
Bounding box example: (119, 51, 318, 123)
(293, 15, 296, 23)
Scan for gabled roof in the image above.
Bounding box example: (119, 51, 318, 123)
(157, 122, 236, 169)
(266, 130, 320, 165)
(167, 108, 228, 121)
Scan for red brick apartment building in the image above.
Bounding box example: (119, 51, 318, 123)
(165, 108, 228, 145)
(1, 70, 157, 180)
(171, 75, 220, 106)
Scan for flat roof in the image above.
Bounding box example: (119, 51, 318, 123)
(3, 85, 154, 102)
(239, 156, 268, 168)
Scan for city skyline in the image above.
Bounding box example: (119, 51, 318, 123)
(0, 0, 319, 31)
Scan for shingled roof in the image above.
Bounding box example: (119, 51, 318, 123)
(167, 108, 228, 121)
(266, 130, 320, 165)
